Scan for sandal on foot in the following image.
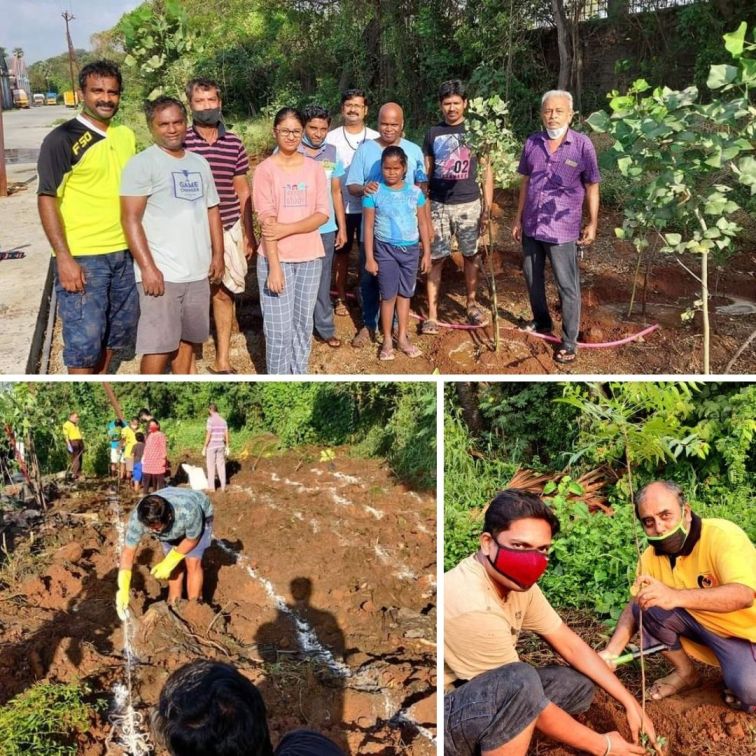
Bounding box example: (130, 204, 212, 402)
(522, 320, 553, 335)
(723, 689, 756, 712)
(648, 671, 700, 701)
(554, 346, 577, 364)
(398, 343, 422, 358)
(333, 298, 349, 316)
(421, 319, 440, 335)
(379, 347, 395, 361)
(466, 306, 489, 327)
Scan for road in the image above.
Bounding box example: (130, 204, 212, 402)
(0, 106, 67, 374)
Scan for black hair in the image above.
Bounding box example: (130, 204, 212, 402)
(152, 660, 274, 756)
(302, 103, 331, 125)
(135, 432, 145, 442)
(137, 494, 175, 531)
(130, 416, 140, 424)
(144, 96, 187, 124)
(341, 88, 368, 105)
(149, 419, 162, 430)
(438, 79, 466, 102)
(79, 60, 122, 92)
(138, 408, 152, 420)
(633, 480, 686, 518)
(115, 419, 125, 428)
(381, 145, 408, 175)
(483, 489, 560, 538)
(185, 77, 221, 102)
(273, 107, 304, 128)
(208, 403, 218, 413)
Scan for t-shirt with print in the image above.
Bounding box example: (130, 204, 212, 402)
(444, 554, 562, 689)
(297, 142, 345, 234)
(124, 487, 213, 548)
(362, 182, 426, 246)
(120, 145, 219, 283)
(422, 122, 480, 204)
(251, 156, 328, 263)
(206, 413, 227, 450)
(325, 126, 379, 214)
(638, 518, 756, 667)
(346, 139, 428, 241)
(37, 116, 136, 256)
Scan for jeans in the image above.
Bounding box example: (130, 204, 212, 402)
(358, 242, 380, 331)
(521, 235, 581, 350)
(313, 231, 336, 339)
(444, 662, 594, 755)
(633, 603, 756, 706)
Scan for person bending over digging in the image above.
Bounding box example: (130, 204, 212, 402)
(600, 480, 756, 713)
(153, 659, 345, 755)
(116, 487, 213, 619)
(445, 489, 659, 756)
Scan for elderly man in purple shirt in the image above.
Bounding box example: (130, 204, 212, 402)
(512, 90, 600, 364)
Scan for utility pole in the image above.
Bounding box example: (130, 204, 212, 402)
(0, 70, 7, 197)
(62, 11, 77, 100)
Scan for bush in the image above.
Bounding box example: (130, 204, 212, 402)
(0, 681, 100, 755)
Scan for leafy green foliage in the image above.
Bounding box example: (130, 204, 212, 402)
(465, 95, 520, 189)
(0, 681, 100, 755)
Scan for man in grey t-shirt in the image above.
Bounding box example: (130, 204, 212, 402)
(121, 96, 224, 374)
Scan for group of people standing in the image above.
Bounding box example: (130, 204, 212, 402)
(38, 59, 601, 374)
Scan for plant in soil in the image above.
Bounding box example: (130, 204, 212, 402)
(587, 23, 756, 374)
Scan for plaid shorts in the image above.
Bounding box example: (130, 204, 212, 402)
(430, 199, 481, 260)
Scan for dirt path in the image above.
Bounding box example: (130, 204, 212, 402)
(0, 446, 436, 754)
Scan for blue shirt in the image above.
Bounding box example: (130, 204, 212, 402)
(297, 142, 344, 234)
(363, 182, 426, 246)
(107, 420, 121, 449)
(125, 487, 214, 548)
(346, 138, 427, 240)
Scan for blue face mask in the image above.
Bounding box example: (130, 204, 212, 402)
(301, 133, 320, 149)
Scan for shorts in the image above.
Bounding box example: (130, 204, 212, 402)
(125, 456, 134, 472)
(136, 279, 210, 355)
(430, 199, 481, 260)
(55, 250, 139, 368)
(110, 447, 121, 465)
(133, 461, 143, 482)
(374, 239, 419, 300)
(161, 517, 213, 560)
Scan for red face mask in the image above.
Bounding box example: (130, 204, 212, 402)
(487, 537, 549, 590)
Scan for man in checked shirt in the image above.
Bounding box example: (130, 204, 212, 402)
(512, 90, 600, 366)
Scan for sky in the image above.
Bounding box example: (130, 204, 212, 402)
(0, 0, 143, 64)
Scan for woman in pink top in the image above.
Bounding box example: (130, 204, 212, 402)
(252, 108, 329, 374)
(141, 419, 168, 493)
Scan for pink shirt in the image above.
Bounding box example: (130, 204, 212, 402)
(252, 156, 328, 262)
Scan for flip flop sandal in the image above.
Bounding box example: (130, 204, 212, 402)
(421, 319, 440, 335)
(723, 689, 756, 713)
(648, 671, 699, 700)
(554, 347, 577, 364)
(399, 343, 422, 358)
(466, 306, 489, 327)
(207, 366, 237, 374)
(333, 298, 349, 316)
(379, 347, 395, 361)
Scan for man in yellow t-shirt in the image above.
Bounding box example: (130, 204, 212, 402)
(445, 489, 657, 756)
(601, 480, 755, 713)
(119, 417, 139, 481)
(62, 412, 84, 480)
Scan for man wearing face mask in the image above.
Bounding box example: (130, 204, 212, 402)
(184, 78, 257, 374)
(601, 481, 756, 712)
(512, 90, 600, 366)
(445, 489, 658, 756)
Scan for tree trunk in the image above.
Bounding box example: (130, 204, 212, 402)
(455, 384, 483, 435)
(551, 0, 572, 90)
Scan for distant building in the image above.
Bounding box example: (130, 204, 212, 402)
(5, 53, 31, 108)
(0, 56, 12, 110)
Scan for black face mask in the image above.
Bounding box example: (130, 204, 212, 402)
(192, 107, 222, 126)
(648, 517, 689, 556)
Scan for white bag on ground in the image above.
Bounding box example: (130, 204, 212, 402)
(182, 463, 209, 491)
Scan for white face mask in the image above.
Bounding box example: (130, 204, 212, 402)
(546, 125, 568, 139)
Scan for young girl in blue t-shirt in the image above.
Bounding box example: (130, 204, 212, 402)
(363, 146, 431, 361)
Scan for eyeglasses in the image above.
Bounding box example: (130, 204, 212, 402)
(276, 128, 302, 138)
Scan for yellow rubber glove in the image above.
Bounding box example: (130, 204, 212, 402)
(116, 569, 132, 621)
(150, 548, 185, 580)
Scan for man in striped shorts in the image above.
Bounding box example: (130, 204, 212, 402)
(184, 77, 257, 374)
(202, 402, 229, 491)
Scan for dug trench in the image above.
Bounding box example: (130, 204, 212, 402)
(0, 447, 437, 754)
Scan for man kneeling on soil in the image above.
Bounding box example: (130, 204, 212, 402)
(153, 659, 345, 755)
(445, 489, 658, 756)
(601, 480, 756, 713)
(116, 487, 213, 619)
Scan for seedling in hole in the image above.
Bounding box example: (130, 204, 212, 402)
(641, 731, 667, 754)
